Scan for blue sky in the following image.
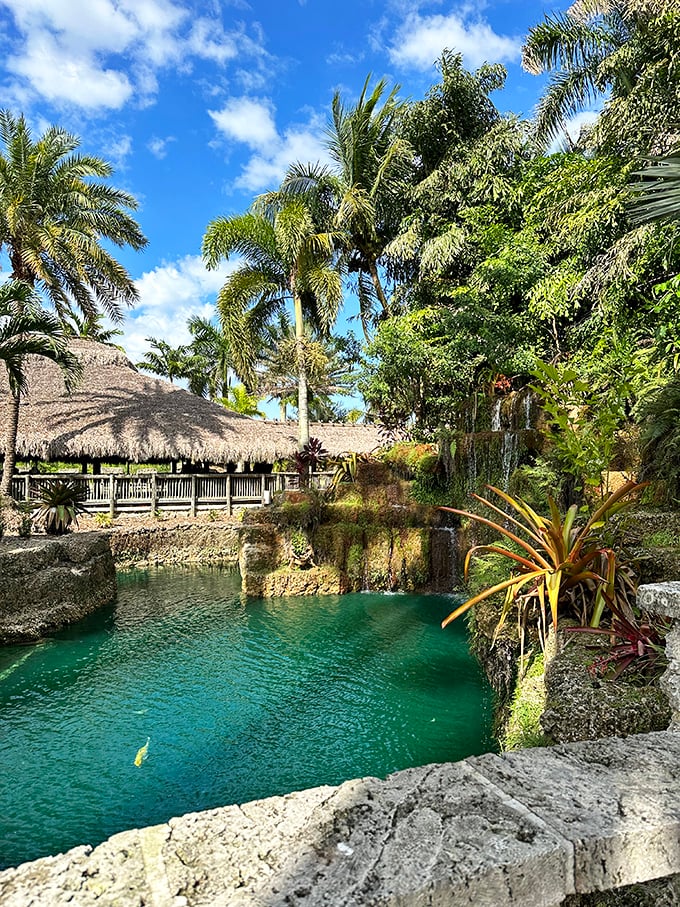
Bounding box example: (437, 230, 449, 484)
(0, 0, 579, 408)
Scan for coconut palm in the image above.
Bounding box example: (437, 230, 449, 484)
(258, 315, 358, 421)
(522, 0, 679, 151)
(186, 315, 234, 400)
(0, 281, 82, 493)
(280, 77, 412, 334)
(60, 307, 124, 347)
(202, 198, 342, 449)
(137, 338, 188, 384)
(0, 110, 147, 493)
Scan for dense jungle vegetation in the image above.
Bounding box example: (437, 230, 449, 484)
(189, 0, 680, 509)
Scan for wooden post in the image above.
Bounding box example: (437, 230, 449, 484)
(24, 474, 30, 503)
(260, 473, 266, 505)
(150, 472, 158, 514)
(190, 474, 197, 517)
(109, 475, 116, 518)
(226, 474, 232, 516)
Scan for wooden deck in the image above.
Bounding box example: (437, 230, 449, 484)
(8, 472, 333, 516)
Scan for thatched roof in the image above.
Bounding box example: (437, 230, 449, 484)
(0, 340, 381, 464)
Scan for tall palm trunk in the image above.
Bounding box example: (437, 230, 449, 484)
(292, 281, 310, 450)
(1, 389, 20, 497)
(1, 263, 26, 496)
(368, 258, 388, 313)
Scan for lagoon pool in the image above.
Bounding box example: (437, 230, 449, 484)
(0, 567, 494, 869)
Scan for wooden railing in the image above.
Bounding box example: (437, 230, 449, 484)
(8, 472, 333, 516)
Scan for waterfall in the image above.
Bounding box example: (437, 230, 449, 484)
(501, 431, 519, 492)
(524, 392, 532, 430)
(491, 398, 502, 432)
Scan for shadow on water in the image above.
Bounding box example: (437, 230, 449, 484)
(0, 568, 494, 870)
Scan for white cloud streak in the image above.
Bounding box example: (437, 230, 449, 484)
(209, 98, 332, 192)
(0, 0, 267, 111)
(122, 253, 237, 363)
(387, 9, 521, 71)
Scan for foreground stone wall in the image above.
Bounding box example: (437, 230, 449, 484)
(0, 532, 116, 644)
(2, 729, 680, 907)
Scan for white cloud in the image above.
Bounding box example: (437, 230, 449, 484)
(147, 136, 175, 159)
(209, 98, 279, 151)
(104, 134, 133, 169)
(9, 32, 133, 110)
(122, 254, 238, 364)
(387, 9, 521, 71)
(0, 0, 267, 111)
(236, 125, 330, 192)
(210, 99, 332, 192)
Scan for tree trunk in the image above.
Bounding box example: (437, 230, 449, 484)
(279, 401, 287, 421)
(368, 259, 389, 314)
(293, 288, 310, 451)
(0, 390, 21, 497)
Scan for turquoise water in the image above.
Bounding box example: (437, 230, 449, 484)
(0, 568, 494, 869)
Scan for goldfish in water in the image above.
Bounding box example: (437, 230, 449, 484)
(134, 737, 150, 766)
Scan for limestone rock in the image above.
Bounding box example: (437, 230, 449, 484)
(0, 532, 116, 643)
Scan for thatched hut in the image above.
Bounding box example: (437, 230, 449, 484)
(0, 340, 381, 471)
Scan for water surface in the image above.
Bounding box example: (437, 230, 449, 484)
(0, 567, 494, 868)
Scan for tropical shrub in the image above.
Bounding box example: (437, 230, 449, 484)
(567, 604, 669, 681)
(530, 361, 628, 503)
(294, 437, 329, 481)
(440, 481, 643, 644)
(35, 480, 87, 535)
(327, 451, 371, 495)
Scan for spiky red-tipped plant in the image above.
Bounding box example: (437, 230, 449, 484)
(440, 481, 643, 642)
(567, 604, 669, 681)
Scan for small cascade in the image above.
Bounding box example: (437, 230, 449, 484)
(490, 398, 502, 432)
(431, 526, 459, 592)
(443, 385, 543, 499)
(501, 431, 519, 492)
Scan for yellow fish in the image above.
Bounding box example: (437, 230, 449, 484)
(134, 737, 150, 767)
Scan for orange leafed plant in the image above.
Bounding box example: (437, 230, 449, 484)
(440, 481, 643, 641)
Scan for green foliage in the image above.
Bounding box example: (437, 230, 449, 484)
(382, 442, 439, 478)
(35, 480, 87, 535)
(441, 481, 642, 643)
(531, 360, 628, 500)
(290, 528, 308, 559)
(94, 513, 113, 528)
(218, 384, 265, 417)
(361, 304, 540, 431)
(522, 0, 680, 155)
(637, 376, 680, 503)
(502, 653, 548, 751)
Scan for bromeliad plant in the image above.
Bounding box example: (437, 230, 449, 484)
(440, 481, 644, 643)
(35, 480, 88, 535)
(567, 603, 669, 681)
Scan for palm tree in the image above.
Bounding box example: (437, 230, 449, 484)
(1, 281, 82, 493)
(0, 110, 147, 492)
(202, 198, 342, 449)
(186, 315, 234, 400)
(281, 77, 412, 333)
(258, 315, 358, 421)
(522, 0, 678, 151)
(137, 338, 188, 384)
(218, 385, 265, 418)
(60, 307, 124, 347)
(628, 154, 680, 224)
